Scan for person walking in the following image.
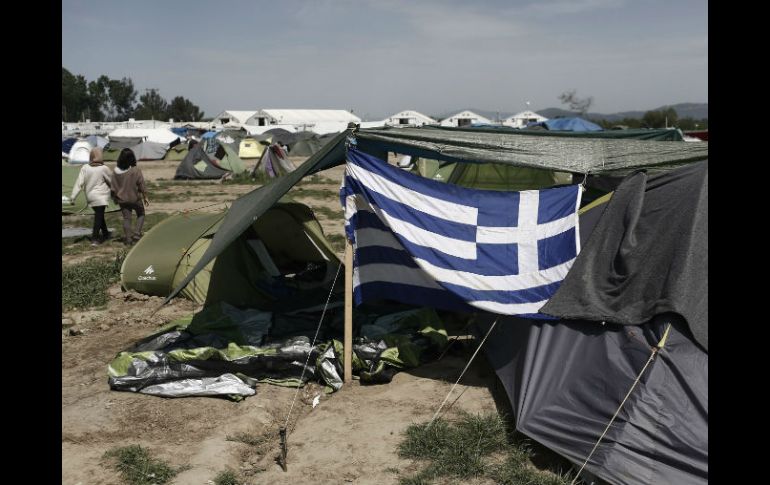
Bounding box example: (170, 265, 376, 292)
(112, 148, 150, 245)
(70, 146, 113, 246)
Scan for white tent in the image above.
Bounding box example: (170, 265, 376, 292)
(502, 110, 548, 128)
(439, 110, 491, 127)
(108, 128, 181, 146)
(247, 109, 361, 126)
(384, 110, 436, 127)
(68, 140, 93, 164)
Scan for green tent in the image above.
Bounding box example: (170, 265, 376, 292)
(412, 158, 572, 190)
(62, 165, 120, 215)
(121, 202, 339, 306)
(163, 143, 189, 161)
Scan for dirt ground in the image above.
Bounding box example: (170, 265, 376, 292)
(62, 157, 505, 485)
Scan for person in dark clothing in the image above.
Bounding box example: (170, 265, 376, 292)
(112, 148, 150, 245)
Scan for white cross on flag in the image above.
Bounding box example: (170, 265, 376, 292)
(340, 149, 582, 318)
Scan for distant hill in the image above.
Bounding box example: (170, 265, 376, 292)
(430, 103, 707, 123)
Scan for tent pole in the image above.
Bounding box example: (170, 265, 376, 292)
(344, 239, 353, 384)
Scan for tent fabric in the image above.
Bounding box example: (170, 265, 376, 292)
(541, 161, 708, 350)
(238, 137, 265, 159)
(85, 135, 109, 148)
(252, 144, 295, 178)
(289, 133, 337, 157)
(122, 203, 339, 307)
(164, 127, 706, 304)
(216, 143, 247, 174)
(129, 141, 169, 160)
(355, 127, 707, 175)
(108, 128, 180, 145)
(536, 117, 603, 131)
(62, 137, 77, 155)
(68, 141, 92, 164)
(477, 197, 707, 485)
(174, 145, 229, 180)
(107, 136, 144, 150)
(108, 303, 448, 397)
(163, 143, 189, 161)
(477, 313, 707, 485)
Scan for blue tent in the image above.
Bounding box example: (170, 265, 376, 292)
(62, 137, 77, 154)
(530, 117, 603, 132)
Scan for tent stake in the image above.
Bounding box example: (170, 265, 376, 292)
(278, 426, 288, 472)
(344, 239, 353, 383)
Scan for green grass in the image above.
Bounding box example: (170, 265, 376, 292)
(291, 186, 338, 199)
(397, 412, 573, 485)
(326, 233, 346, 253)
(297, 174, 339, 186)
(62, 212, 171, 256)
(103, 445, 186, 485)
(213, 469, 242, 485)
(149, 190, 195, 202)
(62, 252, 125, 310)
(222, 172, 261, 185)
(152, 179, 219, 187)
(311, 206, 342, 219)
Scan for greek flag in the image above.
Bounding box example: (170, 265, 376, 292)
(340, 149, 582, 318)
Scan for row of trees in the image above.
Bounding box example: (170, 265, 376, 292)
(559, 90, 707, 130)
(62, 68, 204, 122)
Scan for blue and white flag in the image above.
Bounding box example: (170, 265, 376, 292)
(340, 149, 582, 318)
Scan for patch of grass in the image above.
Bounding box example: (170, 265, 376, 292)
(150, 190, 195, 202)
(103, 445, 184, 485)
(326, 233, 346, 253)
(290, 186, 338, 199)
(397, 412, 571, 485)
(226, 432, 269, 447)
(222, 172, 260, 185)
(62, 252, 125, 310)
(213, 469, 242, 485)
(311, 206, 342, 219)
(62, 212, 171, 256)
(152, 179, 218, 188)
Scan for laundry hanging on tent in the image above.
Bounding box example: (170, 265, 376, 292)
(340, 148, 582, 318)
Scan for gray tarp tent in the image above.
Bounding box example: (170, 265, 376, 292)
(159, 126, 708, 484)
(130, 141, 169, 160)
(107, 136, 143, 150)
(478, 162, 708, 484)
(174, 145, 229, 180)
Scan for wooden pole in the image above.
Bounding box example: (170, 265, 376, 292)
(344, 239, 353, 384)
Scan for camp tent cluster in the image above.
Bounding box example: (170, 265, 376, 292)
(107, 123, 706, 484)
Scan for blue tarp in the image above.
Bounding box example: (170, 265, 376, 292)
(62, 137, 77, 154)
(201, 131, 218, 139)
(171, 127, 188, 137)
(531, 117, 603, 132)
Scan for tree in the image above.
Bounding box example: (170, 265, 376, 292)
(642, 107, 678, 128)
(106, 77, 137, 121)
(62, 67, 89, 121)
(134, 89, 169, 120)
(85, 75, 110, 122)
(558, 89, 593, 115)
(167, 96, 205, 122)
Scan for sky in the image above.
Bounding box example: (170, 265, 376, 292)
(62, 0, 707, 121)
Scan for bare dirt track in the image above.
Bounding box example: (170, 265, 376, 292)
(62, 157, 504, 484)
